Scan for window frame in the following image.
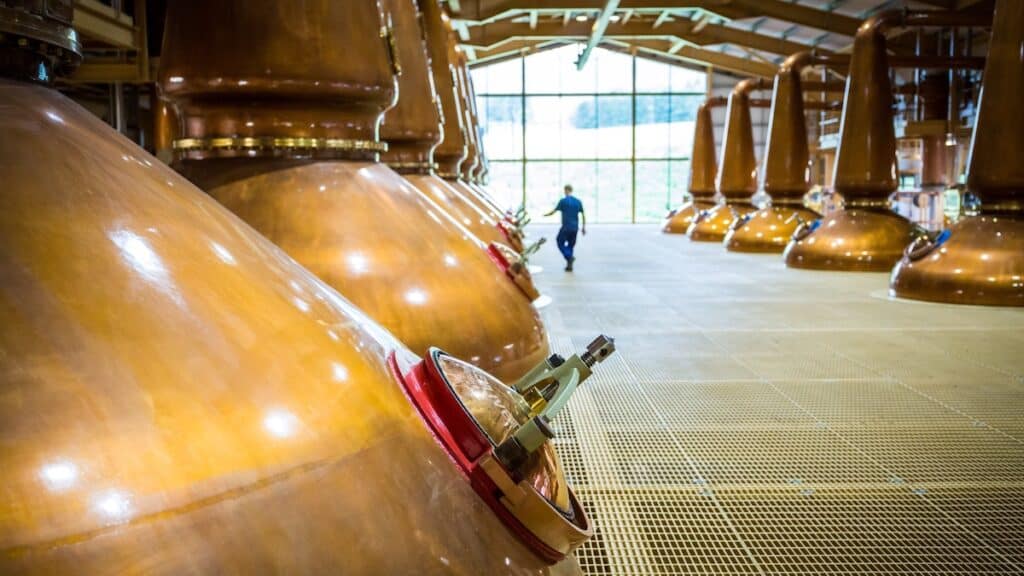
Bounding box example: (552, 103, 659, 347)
(473, 45, 707, 224)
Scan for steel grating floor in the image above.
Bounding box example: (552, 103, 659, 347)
(532, 224, 1024, 575)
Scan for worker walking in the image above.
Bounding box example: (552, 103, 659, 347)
(545, 184, 586, 272)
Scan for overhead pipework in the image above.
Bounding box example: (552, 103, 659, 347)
(890, 0, 1024, 307)
(784, 8, 992, 272)
(159, 0, 550, 382)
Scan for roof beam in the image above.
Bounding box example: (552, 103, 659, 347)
(466, 18, 824, 57)
(605, 38, 777, 77)
(726, 0, 860, 37)
(452, 0, 754, 24)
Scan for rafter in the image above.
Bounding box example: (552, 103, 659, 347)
(466, 34, 777, 78)
(465, 17, 824, 57)
(452, 0, 754, 25)
(450, 0, 862, 37)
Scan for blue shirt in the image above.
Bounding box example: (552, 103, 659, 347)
(555, 195, 584, 231)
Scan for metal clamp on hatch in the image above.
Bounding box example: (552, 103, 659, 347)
(390, 335, 616, 563)
(497, 336, 616, 474)
(487, 240, 544, 302)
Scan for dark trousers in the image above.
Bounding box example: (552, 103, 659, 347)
(556, 228, 578, 262)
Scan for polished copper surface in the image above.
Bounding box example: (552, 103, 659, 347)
(890, 0, 1024, 306)
(453, 179, 526, 251)
(0, 79, 579, 575)
(159, 0, 395, 161)
(454, 53, 480, 182)
(726, 206, 820, 253)
(153, 98, 175, 163)
(407, 173, 511, 248)
(418, 0, 467, 178)
(455, 54, 483, 183)
(917, 71, 951, 188)
(727, 52, 828, 253)
(179, 158, 547, 381)
(687, 203, 755, 242)
(662, 97, 721, 234)
(688, 81, 764, 242)
(464, 71, 489, 185)
(159, 0, 549, 381)
(785, 12, 916, 270)
(662, 200, 716, 233)
(380, 0, 443, 172)
(677, 94, 720, 198)
(378, 0, 516, 253)
(437, 354, 572, 514)
(784, 209, 919, 272)
(716, 78, 766, 204)
(418, 0, 513, 225)
(890, 216, 1024, 305)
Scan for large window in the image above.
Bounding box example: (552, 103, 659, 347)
(473, 45, 706, 223)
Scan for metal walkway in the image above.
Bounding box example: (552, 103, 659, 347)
(534, 224, 1024, 575)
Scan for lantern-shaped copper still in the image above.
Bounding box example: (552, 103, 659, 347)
(454, 48, 526, 243)
(420, 0, 525, 251)
(379, 0, 540, 301)
(890, 0, 1024, 306)
(687, 79, 768, 242)
(784, 10, 989, 271)
(0, 3, 599, 573)
(724, 54, 844, 253)
(663, 96, 723, 233)
(159, 0, 548, 382)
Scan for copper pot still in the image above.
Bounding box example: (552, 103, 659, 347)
(159, 0, 548, 382)
(783, 10, 989, 271)
(687, 81, 766, 243)
(378, 0, 539, 300)
(453, 50, 524, 245)
(724, 53, 842, 253)
(663, 96, 722, 234)
(0, 4, 596, 574)
(419, 0, 523, 250)
(889, 0, 1024, 306)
